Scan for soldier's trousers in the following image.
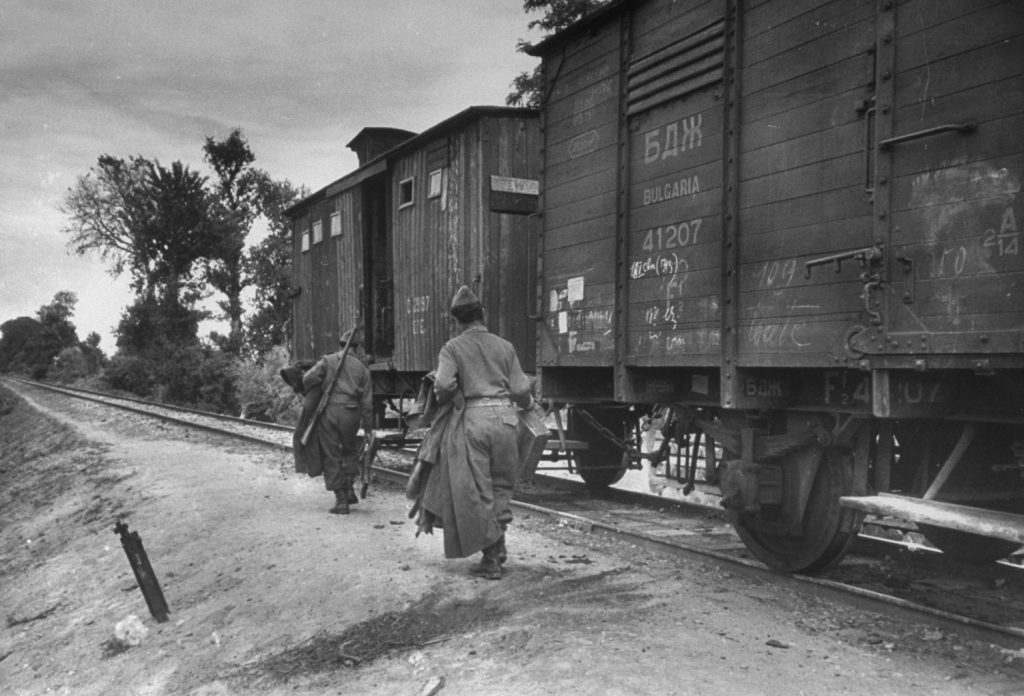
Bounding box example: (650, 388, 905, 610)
(316, 405, 362, 491)
(463, 403, 520, 525)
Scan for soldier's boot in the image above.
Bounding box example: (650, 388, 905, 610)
(346, 476, 359, 504)
(329, 488, 350, 515)
(468, 542, 503, 580)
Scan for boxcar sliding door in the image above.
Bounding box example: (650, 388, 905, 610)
(868, 0, 1024, 362)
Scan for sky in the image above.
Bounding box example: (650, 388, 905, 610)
(0, 1, 542, 351)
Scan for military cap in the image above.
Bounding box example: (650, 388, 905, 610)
(450, 285, 482, 313)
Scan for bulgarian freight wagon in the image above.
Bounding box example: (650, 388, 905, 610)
(285, 106, 540, 410)
(528, 0, 1024, 572)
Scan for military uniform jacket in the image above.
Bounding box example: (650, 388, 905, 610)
(293, 350, 373, 476)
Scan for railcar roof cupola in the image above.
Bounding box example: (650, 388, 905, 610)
(345, 127, 417, 167)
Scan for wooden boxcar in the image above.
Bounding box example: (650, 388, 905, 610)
(286, 107, 540, 408)
(529, 0, 1024, 572)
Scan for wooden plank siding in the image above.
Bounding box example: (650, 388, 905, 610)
(536, 0, 882, 373)
(629, 0, 721, 64)
(291, 215, 313, 360)
(289, 108, 539, 384)
(310, 199, 337, 354)
(624, 77, 723, 365)
(390, 132, 467, 374)
(481, 116, 542, 372)
(388, 114, 540, 374)
(882, 0, 1024, 347)
(289, 188, 364, 363)
(530, 0, 1024, 408)
(538, 15, 622, 367)
(735, 0, 876, 367)
(297, 202, 337, 361)
(332, 188, 363, 351)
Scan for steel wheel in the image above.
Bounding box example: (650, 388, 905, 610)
(567, 406, 628, 490)
(732, 447, 862, 574)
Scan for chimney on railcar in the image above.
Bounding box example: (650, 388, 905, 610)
(346, 127, 416, 166)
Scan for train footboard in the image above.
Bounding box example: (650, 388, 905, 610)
(841, 495, 1024, 564)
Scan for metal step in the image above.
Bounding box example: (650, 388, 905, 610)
(544, 438, 589, 453)
(840, 495, 1024, 544)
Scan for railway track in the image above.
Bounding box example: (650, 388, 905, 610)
(5, 377, 1024, 648)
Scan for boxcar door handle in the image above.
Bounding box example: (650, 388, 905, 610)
(878, 123, 976, 150)
(804, 244, 883, 279)
(855, 98, 875, 193)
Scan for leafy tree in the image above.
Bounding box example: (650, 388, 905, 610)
(232, 345, 301, 423)
(62, 156, 226, 351)
(0, 292, 85, 378)
(244, 176, 307, 356)
(79, 333, 107, 376)
(115, 293, 203, 356)
(143, 160, 225, 315)
(106, 316, 238, 412)
(103, 353, 154, 396)
(37, 290, 79, 347)
(59, 137, 303, 407)
(202, 129, 257, 354)
(0, 316, 42, 373)
(506, 0, 608, 107)
(52, 346, 89, 382)
(61, 155, 170, 298)
(63, 136, 303, 362)
(202, 129, 307, 356)
(243, 231, 292, 356)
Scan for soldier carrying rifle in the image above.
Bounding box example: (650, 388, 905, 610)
(291, 328, 374, 515)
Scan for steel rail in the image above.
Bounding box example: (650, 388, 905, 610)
(4, 378, 294, 449)
(7, 377, 1023, 648)
(368, 463, 1024, 648)
(5, 377, 293, 432)
(509, 498, 1024, 648)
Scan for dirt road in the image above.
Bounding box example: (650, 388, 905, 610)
(2, 382, 1023, 696)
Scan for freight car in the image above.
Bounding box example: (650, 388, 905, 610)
(285, 107, 540, 414)
(527, 0, 1024, 572)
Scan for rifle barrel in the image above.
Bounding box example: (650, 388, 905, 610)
(299, 328, 358, 446)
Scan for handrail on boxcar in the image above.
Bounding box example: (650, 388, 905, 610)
(878, 122, 976, 150)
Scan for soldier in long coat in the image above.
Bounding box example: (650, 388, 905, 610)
(421, 285, 532, 579)
(297, 329, 374, 514)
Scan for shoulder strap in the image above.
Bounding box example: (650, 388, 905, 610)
(324, 352, 348, 389)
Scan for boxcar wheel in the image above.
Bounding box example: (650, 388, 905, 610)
(567, 407, 628, 491)
(732, 447, 862, 575)
(917, 525, 1021, 564)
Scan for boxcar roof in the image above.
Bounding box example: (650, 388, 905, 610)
(524, 0, 635, 57)
(283, 105, 538, 218)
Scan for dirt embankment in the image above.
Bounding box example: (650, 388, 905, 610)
(2, 383, 1023, 696)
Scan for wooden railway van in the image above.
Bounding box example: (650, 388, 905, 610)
(287, 107, 540, 407)
(529, 0, 1024, 572)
